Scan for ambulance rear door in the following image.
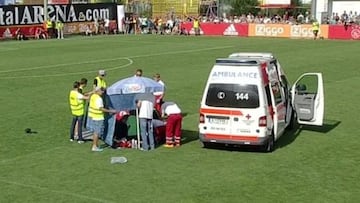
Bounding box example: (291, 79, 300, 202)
(291, 73, 324, 126)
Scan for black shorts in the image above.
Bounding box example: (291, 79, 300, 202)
(313, 30, 319, 36)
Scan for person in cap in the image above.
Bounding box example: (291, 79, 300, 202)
(69, 81, 90, 143)
(93, 70, 107, 90)
(161, 102, 182, 148)
(88, 87, 117, 152)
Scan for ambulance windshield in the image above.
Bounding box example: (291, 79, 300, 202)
(205, 84, 259, 108)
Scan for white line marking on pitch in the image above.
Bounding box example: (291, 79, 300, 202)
(0, 178, 114, 203)
(0, 45, 234, 76)
(0, 58, 133, 79)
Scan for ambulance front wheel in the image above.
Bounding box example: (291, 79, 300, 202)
(286, 109, 297, 130)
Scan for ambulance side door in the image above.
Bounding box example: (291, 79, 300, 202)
(268, 62, 287, 138)
(291, 73, 324, 126)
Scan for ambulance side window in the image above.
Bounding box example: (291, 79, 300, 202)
(271, 82, 283, 105)
(280, 75, 289, 89)
(280, 75, 290, 101)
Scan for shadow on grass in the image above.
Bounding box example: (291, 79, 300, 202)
(202, 119, 341, 153)
(298, 119, 341, 134)
(181, 129, 199, 145)
(276, 119, 341, 149)
(181, 112, 189, 118)
(201, 143, 265, 153)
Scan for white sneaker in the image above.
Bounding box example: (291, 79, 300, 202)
(92, 147, 103, 152)
(70, 139, 74, 142)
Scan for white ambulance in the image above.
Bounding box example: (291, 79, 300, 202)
(199, 53, 324, 152)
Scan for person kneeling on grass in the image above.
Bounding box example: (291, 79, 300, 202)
(161, 102, 182, 148)
(88, 87, 118, 152)
(113, 111, 131, 149)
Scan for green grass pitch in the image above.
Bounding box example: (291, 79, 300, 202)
(0, 35, 359, 202)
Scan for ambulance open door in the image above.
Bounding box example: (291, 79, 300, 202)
(291, 73, 324, 126)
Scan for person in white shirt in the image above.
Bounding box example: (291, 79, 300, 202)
(161, 102, 182, 148)
(104, 18, 110, 34)
(85, 25, 93, 36)
(153, 73, 165, 114)
(94, 17, 99, 35)
(136, 99, 155, 151)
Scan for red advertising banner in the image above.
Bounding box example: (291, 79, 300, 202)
(0, 20, 116, 39)
(48, 0, 69, 4)
(328, 25, 360, 40)
(181, 22, 248, 36)
(0, 25, 43, 39)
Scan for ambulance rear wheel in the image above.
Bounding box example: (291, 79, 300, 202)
(263, 133, 274, 153)
(201, 142, 211, 148)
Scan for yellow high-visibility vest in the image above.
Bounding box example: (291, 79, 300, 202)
(56, 21, 63, 29)
(95, 76, 106, 88)
(193, 20, 199, 28)
(312, 22, 319, 31)
(46, 20, 52, 28)
(88, 94, 104, 120)
(69, 90, 84, 116)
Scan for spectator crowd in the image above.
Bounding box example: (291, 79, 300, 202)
(119, 10, 360, 36)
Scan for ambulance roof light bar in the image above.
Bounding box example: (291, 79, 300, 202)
(228, 52, 275, 59)
(215, 58, 259, 66)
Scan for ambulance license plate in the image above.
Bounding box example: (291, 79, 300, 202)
(208, 118, 228, 125)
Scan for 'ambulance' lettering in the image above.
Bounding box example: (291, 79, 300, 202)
(212, 71, 257, 79)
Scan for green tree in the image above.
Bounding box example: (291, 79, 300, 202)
(230, 0, 260, 16)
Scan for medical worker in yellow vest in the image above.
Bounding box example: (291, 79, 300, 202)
(88, 87, 117, 152)
(312, 19, 320, 40)
(56, 20, 64, 39)
(93, 70, 107, 90)
(46, 19, 53, 38)
(69, 81, 89, 143)
(193, 17, 200, 36)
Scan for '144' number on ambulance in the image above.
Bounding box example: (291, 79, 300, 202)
(235, 92, 249, 100)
